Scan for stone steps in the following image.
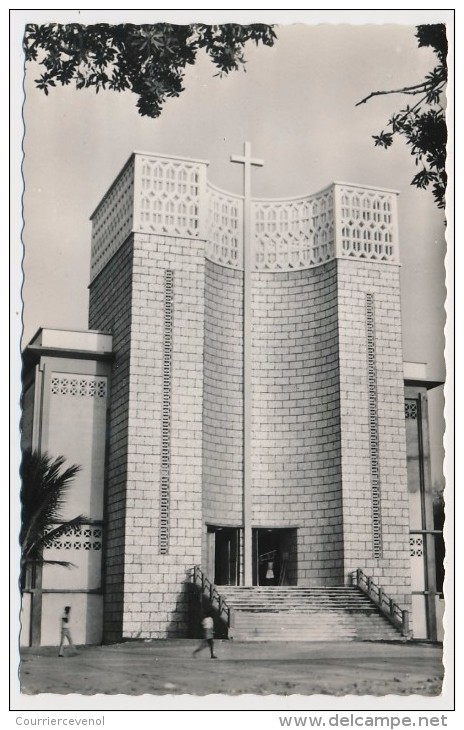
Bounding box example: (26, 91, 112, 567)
(218, 586, 404, 642)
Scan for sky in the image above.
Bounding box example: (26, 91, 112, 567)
(13, 8, 451, 486)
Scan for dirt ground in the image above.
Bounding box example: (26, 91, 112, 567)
(19, 639, 444, 697)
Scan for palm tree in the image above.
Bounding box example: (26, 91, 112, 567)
(20, 449, 85, 589)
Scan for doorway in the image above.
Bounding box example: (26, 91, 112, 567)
(207, 526, 240, 585)
(252, 528, 297, 586)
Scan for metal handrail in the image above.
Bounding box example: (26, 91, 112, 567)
(259, 550, 276, 563)
(192, 565, 233, 627)
(351, 568, 410, 637)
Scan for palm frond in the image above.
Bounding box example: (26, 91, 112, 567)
(23, 557, 77, 570)
(23, 514, 87, 561)
(19, 449, 84, 582)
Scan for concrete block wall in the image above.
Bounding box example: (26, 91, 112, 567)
(250, 263, 344, 585)
(203, 262, 244, 542)
(90, 232, 205, 639)
(122, 233, 205, 638)
(89, 239, 134, 642)
(337, 259, 411, 606)
(40, 356, 108, 521)
(88, 229, 410, 634)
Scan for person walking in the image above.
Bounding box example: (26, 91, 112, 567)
(58, 605, 77, 657)
(193, 611, 217, 659)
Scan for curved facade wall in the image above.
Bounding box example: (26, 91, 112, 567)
(250, 262, 344, 584)
(202, 260, 345, 584)
(203, 261, 244, 526)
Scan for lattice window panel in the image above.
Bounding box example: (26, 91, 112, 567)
(252, 188, 335, 271)
(159, 270, 174, 554)
(136, 156, 201, 238)
(338, 186, 397, 263)
(50, 375, 107, 398)
(91, 158, 135, 281)
(409, 536, 424, 557)
(366, 294, 382, 558)
(205, 184, 243, 268)
(44, 524, 103, 551)
(405, 400, 418, 419)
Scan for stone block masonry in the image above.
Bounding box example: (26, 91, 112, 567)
(251, 263, 344, 585)
(90, 237, 411, 635)
(203, 261, 244, 536)
(89, 239, 133, 642)
(90, 232, 205, 640)
(337, 260, 411, 606)
(86, 153, 412, 638)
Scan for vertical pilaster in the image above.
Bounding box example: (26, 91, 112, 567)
(338, 259, 411, 605)
(121, 232, 205, 637)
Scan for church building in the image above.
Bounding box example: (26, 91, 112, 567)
(21, 148, 444, 646)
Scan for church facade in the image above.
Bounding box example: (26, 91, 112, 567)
(21, 150, 444, 646)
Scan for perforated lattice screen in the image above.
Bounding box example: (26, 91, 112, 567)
(159, 269, 174, 554)
(366, 293, 382, 558)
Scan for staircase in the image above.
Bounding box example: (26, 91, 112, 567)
(220, 586, 405, 641)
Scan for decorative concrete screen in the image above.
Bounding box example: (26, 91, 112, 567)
(252, 187, 335, 271)
(90, 153, 399, 281)
(135, 154, 204, 238)
(42, 523, 103, 591)
(336, 184, 398, 263)
(91, 156, 135, 280)
(206, 183, 243, 268)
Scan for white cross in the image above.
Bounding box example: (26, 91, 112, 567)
(231, 141, 264, 204)
(230, 142, 264, 586)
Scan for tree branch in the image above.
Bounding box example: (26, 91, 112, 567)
(356, 82, 431, 107)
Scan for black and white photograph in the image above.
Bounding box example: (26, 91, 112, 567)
(11, 7, 454, 719)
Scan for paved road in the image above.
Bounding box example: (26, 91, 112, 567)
(19, 640, 443, 697)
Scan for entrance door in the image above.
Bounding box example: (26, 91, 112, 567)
(209, 527, 240, 585)
(252, 529, 297, 586)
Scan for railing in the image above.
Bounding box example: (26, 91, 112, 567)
(351, 568, 410, 638)
(192, 565, 233, 628)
